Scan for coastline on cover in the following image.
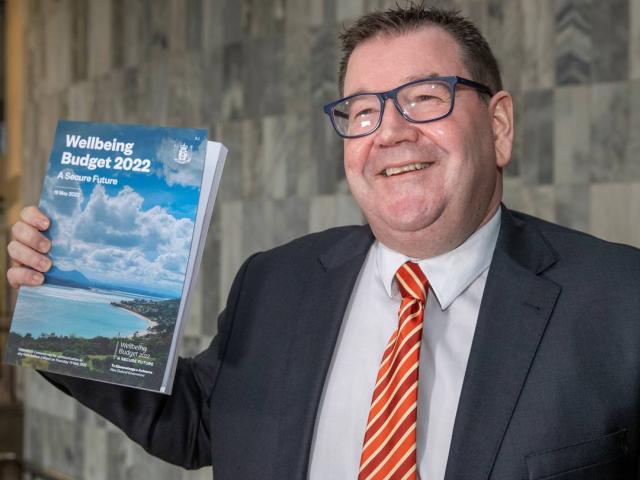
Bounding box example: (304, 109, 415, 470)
(3, 120, 226, 394)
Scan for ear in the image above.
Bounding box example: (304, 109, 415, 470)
(489, 91, 514, 168)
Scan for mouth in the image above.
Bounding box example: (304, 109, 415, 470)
(381, 162, 433, 177)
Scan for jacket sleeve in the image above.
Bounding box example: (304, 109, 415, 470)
(39, 253, 257, 470)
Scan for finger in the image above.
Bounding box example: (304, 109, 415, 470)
(7, 240, 52, 272)
(11, 221, 51, 254)
(7, 266, 44, 289)
(20, 205, 50, 231)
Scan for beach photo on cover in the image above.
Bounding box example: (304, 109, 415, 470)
(5, 121, 207, 391)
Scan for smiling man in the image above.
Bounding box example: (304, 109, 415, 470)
(6, 4, 640, 480)
(335, 24, 512, 259)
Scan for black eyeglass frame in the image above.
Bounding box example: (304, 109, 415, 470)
(323, 75, 494, 139)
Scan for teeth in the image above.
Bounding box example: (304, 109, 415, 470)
(384, 162, 431, 177)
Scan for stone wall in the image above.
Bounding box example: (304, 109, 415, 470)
(15, 0, 640, 478)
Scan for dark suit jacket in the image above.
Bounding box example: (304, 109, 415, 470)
(44, 206, 640, 479)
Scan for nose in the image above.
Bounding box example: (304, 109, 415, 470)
(372, 99, 420, 147)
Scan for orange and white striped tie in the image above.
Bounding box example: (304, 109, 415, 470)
(358, 261, 429, 480)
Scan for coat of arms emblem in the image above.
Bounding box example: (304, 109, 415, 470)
(174, 143, 192, 164)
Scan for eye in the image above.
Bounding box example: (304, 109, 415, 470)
(410, 94, 441, 105)
(353, 107, 379, 119)
(344, 95, 380, 121)
(402, 82, 450, 106)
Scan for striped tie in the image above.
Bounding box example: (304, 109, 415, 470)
(358, 261, 429, 480)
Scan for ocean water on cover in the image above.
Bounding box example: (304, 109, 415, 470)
(11, 284, 154, 338)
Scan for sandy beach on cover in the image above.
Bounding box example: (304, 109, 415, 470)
(111, 305, 159, 337)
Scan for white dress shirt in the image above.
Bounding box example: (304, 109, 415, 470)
(308, 209, 501, 480)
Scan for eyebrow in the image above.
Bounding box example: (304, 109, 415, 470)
(345, 72, 442, 97)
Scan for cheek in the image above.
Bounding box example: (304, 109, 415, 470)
(344, 140, 371, 174)
(428, 123, 448, 139)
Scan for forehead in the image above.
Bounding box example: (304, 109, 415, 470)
(343, 26, 468, 95)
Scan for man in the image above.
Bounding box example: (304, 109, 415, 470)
(6, 4, 640, 480)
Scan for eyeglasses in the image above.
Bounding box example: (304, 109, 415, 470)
(323, 76, 493, 138)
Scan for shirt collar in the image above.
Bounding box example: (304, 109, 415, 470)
(375, 208, 501, 310)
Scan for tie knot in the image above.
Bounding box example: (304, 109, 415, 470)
(395, 261, 429, 303)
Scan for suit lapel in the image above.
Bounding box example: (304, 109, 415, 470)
(444, 208, 562, 480)
(275, 226, 374, 479)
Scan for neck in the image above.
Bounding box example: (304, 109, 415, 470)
(373, 196, 502, 260)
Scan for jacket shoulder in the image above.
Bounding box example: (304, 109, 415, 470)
(509, 209, 640, 270)
(266, 224, 370, 256)
(242, 224, 372, 273)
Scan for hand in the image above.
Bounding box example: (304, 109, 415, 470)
(6, 206, 52, 288)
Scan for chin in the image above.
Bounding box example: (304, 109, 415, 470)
(378, 201, 441, 228)
(373, 211, 439, 235)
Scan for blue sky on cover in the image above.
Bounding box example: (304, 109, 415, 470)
(39, 121, 208, 297)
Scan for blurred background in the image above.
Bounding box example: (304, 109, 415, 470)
(0, 0, 639, 478)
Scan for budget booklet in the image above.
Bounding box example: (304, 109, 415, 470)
(4, 120, 227, 394)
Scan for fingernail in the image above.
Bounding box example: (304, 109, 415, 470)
(39, 259, 51, 271)
(32, 273, 44, 284)
(39, 219, 50, 230)
(39, 241, 50, 252)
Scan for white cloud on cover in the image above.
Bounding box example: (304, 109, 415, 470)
(49, 184, 194, 295)
(39, 169, 85, 268)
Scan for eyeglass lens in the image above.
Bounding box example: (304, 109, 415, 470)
(332, 80, 454, 137)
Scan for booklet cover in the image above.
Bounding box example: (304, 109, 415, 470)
(4, 120, 227, 394)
